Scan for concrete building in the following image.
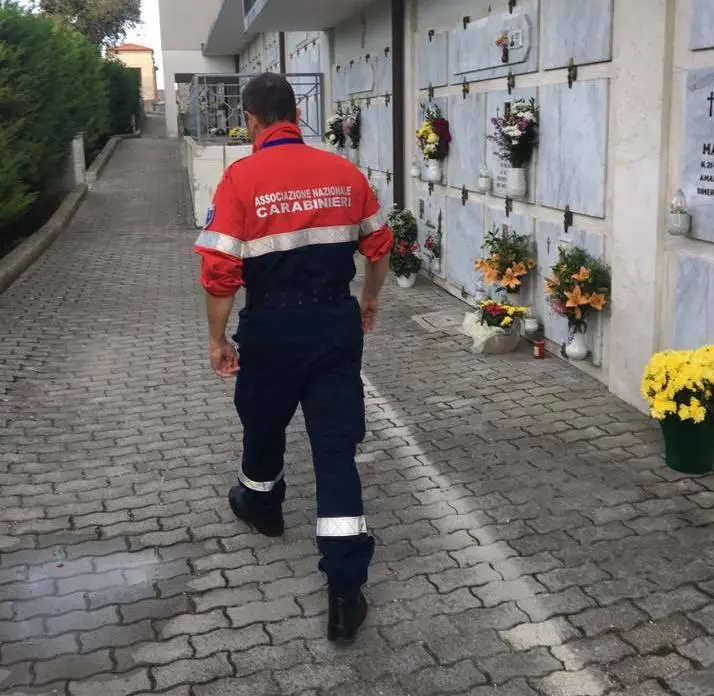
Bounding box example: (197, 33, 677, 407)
(107, 43, 160, 112)
(176, 0, 714, 415)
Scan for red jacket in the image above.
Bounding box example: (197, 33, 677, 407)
(194, 122, 394, 297)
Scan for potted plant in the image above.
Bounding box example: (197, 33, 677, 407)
(488, 97, 539, 199)
(474, 223, 536, 304)
(641, 345, 714, 475)
(424, 209, 443, 275)
(326, 107, 346, 154)
(462, 300, 529, 354)
(343, 102, 361, 165)
(388, 207, 421, 288)
(544, 245, 611, 361)
(416, 103, 451, 183)
(228, 126, 249, 144)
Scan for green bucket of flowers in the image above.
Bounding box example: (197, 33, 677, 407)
(641, 345, 714, 475)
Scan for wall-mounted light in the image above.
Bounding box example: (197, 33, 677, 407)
(410, 156, 421, 179)
(668, 188, 691, 236)
(476, 165, 491, 194)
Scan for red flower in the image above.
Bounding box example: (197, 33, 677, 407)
(431, 118, 452, 157)
(425, 237, 434, 250)
(410, 243, 420, 253)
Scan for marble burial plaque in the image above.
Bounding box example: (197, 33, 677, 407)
(332, 65, 347, 103)
(541, 0, 613, 70)
(682, 66, 714, 243)
(374, 54, 393, 95)
(345, 59, 375, 96)
(449, 0, 539, 85)
(691, 0, 714, 51)
(673, 253, 714, 349)
(417, 31, 449, 90)
(537, 79, 609, 218)
(377, 101, 394, 172)
(373, 175, 394, 213)
(359, 102, 380, 171)
(416, 192, 447, 278)
(445, 198, 485, 296)
(485, 87, 537, 202)
(446, 93, 486, 191)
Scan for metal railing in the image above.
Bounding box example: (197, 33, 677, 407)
(187, 73, 325, 143)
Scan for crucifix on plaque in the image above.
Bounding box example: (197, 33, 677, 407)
(708, 91, 714, 118)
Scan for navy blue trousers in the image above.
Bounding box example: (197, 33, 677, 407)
(233, 298, 375, 596)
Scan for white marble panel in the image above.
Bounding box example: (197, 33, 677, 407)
(332, 65, 347, 103)
(417, 31, 449, 90)
(416, 192, 447, 277)
(445, 198, 485, 296)
(682, 67, 714, 243)
(542, 0, 613, 70)
(374, 55, 393, 95)
(360, 102, 380, 171)
(449, 1, 539, 85)
(535, 221, 606, 349)
(346, 59, 375, 96)
(446, 93, 486, 191)
(485, 87, 537, 202)
(673, 253, 714, 348)
(372, 176, 394, 214)
(691, 0, 714, 51)
(377, 101, 394, 172)
(537, 79, 609, 218)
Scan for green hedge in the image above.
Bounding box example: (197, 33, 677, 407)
(0, 4, 141, 235)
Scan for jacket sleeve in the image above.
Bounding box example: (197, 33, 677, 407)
(357, 179, 394, 263)
(193, 168, 245, 297)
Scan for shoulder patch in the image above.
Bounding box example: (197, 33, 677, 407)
(204, 206, 215, 229)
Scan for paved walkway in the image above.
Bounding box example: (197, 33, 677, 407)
(1, 115, 713, 696)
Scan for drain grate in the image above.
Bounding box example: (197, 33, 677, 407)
(411, 310, 468, 334)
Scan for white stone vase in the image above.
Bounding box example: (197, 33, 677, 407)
(430, 258, 441, 275)
(565, 329, 588, 361)
(347, 147, 360, 166)
(667, 212, 691, 236)
(423, 159, 443, 183)
(476, 172, 492, 194)
(397, 274, 417, 288)
(506, 167, 527, 199)
(524, 317, 540, 335)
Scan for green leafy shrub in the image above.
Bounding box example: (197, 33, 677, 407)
(0, 3, 140, 242)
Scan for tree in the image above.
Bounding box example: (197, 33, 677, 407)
(37, 0, 141, 46)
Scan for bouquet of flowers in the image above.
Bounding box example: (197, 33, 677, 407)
(479, 300, 528, 330)
(642, 346, 714, 424)
(544, 245, 611, 334)
(424, 210, 443, 261)
(488, 98, 539, 168)
(326, 108, 346, 149)
(228, 127, 249, 143)
(474, 224, 536, 291)
(388, 207, 422, 278)
(416, 103, 452, 160)
(343, 103, 361, 150)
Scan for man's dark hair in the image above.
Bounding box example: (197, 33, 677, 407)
(242, 73, 298, 126)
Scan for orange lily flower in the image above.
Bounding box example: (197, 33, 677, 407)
(483, 266, 500, 285)
(571, 266, 591, 282)
(512, 262, 528, 278)
(565, 283, 590, 309)
(588, 293, 607, 311)
(527, 257, 537, 270)
(499, 268, 521, 289)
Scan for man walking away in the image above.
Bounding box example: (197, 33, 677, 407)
(193, 73, 393, 644)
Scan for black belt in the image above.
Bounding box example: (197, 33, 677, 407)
(245, 285, 352, 309)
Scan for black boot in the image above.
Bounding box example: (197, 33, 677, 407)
(228, 485, 284, 538)
(327, 588, 368, 644)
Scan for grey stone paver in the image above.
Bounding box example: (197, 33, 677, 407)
(0, 114, 712, 694)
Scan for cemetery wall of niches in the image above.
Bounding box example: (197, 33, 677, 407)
(240, 33, 281, 74)
(663, 0, 714, 352)
(410, 0, 616, 374)
(331, 1, 395, 212)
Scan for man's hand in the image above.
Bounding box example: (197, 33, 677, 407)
(209, 338, 240, 378)
(359, 294, 380, 333)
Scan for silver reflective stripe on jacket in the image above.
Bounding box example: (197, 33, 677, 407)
(195, 224, 359, 260)
(359, 209, 386, 237)
(238, 469, 284, 493)
(316, 516, 368, 537)
(194, 231, 243, 259)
